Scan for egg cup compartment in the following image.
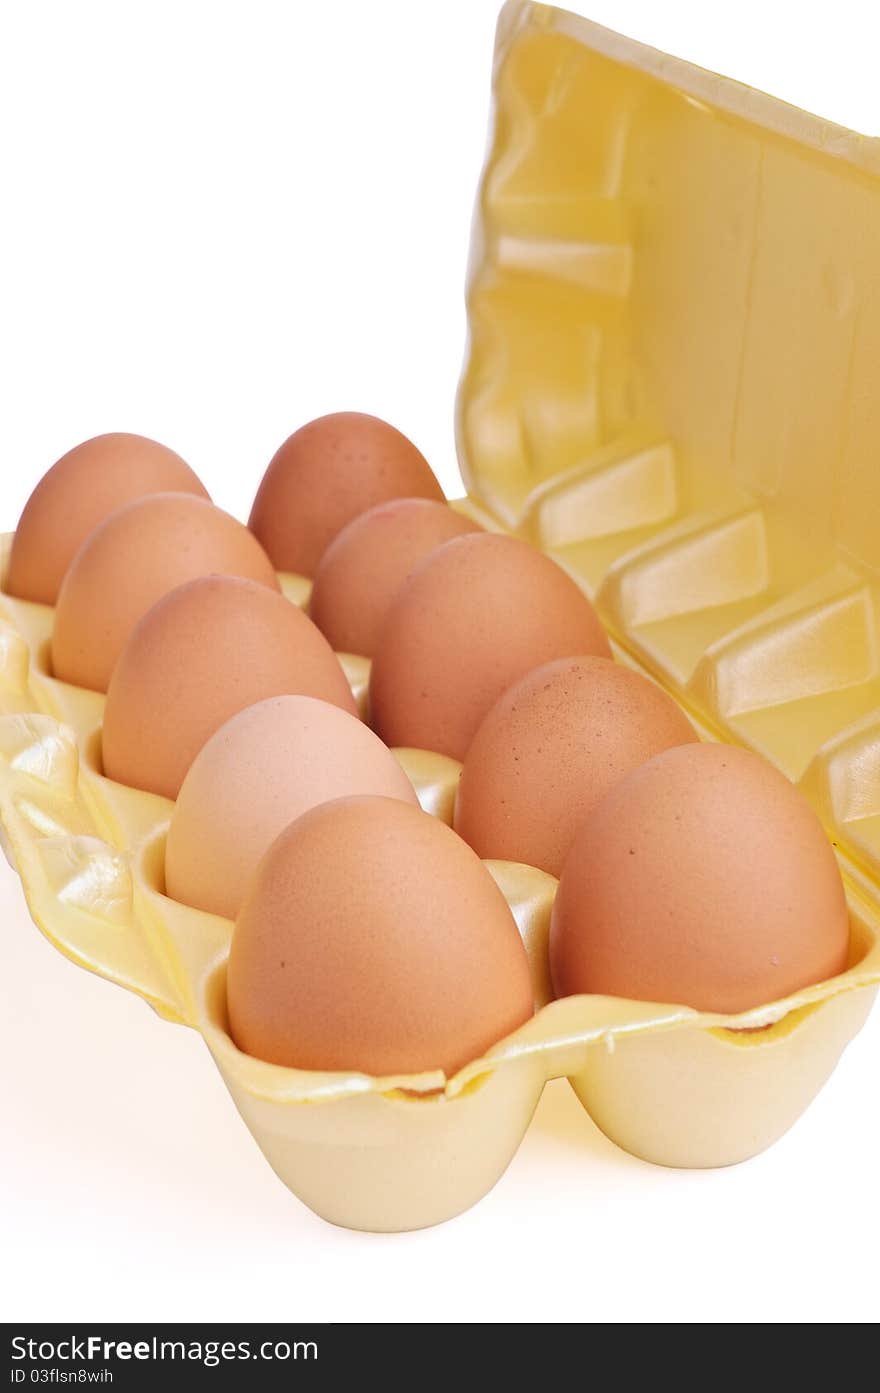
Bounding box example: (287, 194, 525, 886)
(4, 1, 880, 1231)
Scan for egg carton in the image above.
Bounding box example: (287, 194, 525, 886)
(3, 0, 880, 1232)
(1, 528, 877, 1229)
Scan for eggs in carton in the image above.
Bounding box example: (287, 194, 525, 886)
(2, 0, 880, 1232)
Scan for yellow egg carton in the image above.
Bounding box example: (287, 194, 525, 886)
(3, 0, 880, 1232)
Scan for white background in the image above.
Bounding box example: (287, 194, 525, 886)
(2, 0, 879, 1325)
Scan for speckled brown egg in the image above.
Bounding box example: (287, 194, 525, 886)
(369, 532, 611, 760)
(550, 743, 850, 1015)
(51, 493, 279, 692)
(102, 577, 356, 799)
(248, 412, 445, 576)
(102, 576, 356, 807)
(5, 433, 209, 606)
(455, 656, 698, 876)
(309, 498, 482, 656)
(227, 795, 535, 1076)
(165, 695, 418, 918)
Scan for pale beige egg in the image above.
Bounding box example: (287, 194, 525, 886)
(165, 695, 418, 919)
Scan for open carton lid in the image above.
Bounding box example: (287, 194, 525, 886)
(458, 0, 880, 916)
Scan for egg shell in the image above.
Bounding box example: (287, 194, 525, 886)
(5, 433, 209, 606)
(102, 577, 357, 799)
(309, 498, 481, 656)
(51, 493, 279, 692)
(248, 412, 444, 576)
(550, 743, 850, 1014)
(165, 694, 418, 918)
(227, 795, 535, 1077)
(369, 531, 611, 760)
(455, 656, 698, 876)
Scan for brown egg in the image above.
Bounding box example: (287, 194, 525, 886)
(52, 493, 279, 692)
(455, 656, 698, 877)
(550, 743, 850, 1015)
(309, 498, 481, 656)
(369, 532, 611, 760)
(5, 433, 208, 605)
(102, 577, 356, 799)
(248, 412, 445, 576)
(227, 795, 534, 1076)
(165, 695, 418, 918)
